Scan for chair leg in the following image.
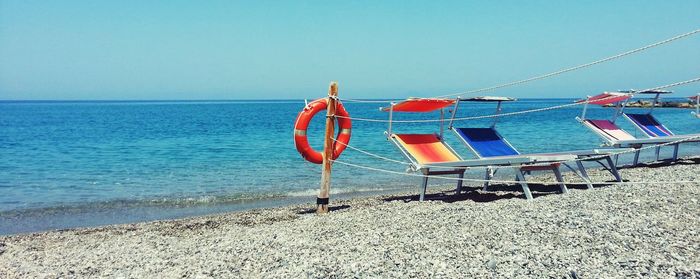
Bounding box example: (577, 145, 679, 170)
(455, 171, 464, 194)
(655, 146, 661, 161)
(633, 150, 640, 166)
(552, 167, 569, 194)
(515, 170, 533, 200)
(614, 154, 620, 167)
(420, 169, 429, 201)
(672, 144, 679, 161)
(482, 167, 492, 191)
(576, 161, 594, 190)
(606, 156, 623, 182)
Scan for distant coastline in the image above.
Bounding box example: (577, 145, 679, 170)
(602, 99, 697, 108)
(0, 97, 693, 103)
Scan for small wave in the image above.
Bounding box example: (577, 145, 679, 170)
(284, 186, 399, 197)
(0, 193, 279, 217)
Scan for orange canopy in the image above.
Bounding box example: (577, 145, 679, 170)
(577, 92, 632, 105)
(382, 98, 456, 112)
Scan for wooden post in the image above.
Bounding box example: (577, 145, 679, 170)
(317, 81, 338, 214)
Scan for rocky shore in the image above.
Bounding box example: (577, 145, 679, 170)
(1, 158, 699, 278)
(603, 100, 697, 108)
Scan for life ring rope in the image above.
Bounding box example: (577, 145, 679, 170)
(293, 98, 351, 164)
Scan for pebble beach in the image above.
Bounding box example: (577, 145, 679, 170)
(1, 158, 699, 278)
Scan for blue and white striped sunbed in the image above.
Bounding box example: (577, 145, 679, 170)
(621, 113, 700, 161)
(452, 127, 626, 194)
(449, 127, 580, 199)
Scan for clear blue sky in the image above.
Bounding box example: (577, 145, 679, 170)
(1, 1, 699, 100)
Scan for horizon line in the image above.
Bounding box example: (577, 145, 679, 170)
(0, 97, 622, 102)
(1, 96, 695, 102)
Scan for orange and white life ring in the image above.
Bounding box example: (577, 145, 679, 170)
(294, 98, 351, 164)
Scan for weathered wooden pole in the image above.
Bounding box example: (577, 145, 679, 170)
(317, 81, 338, 214)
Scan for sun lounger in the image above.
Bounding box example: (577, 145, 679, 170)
(389, 132, 575, 200)
(383, 98, 573, 200)
(448, 96, 629, 191)
(623, 112, 700, 159)
(451, 127, 620, 192)
(387, 133, 466, 201)
(445, 97, 596, 199)
(623, 113, 675, 137)
(621, 91, 700, 138)
(577, 91, 700, 165)
(381, 98, 468, 201)
(619, 91, 700, 144)
(623, 112, 700, 138)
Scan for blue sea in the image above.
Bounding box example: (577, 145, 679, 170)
(1, 99, 699, 234)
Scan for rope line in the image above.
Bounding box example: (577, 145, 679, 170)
(335, 28, 699, 103)
(433, 28, 700, 98)
(331, 159, 700, 185)
(335, 138, 412, 166)
(333, 134, 700, 171)
(338, 98, 399, 104)
(334, 76, 700, 123)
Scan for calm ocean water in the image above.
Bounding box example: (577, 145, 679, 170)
(1, 99, 698, 234)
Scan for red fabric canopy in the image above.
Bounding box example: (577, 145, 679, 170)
(577, 92, 632, 105)
(383, 98, 456, 112)
(689, 95, 699, 101)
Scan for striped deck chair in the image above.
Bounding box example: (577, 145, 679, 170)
(580, 118, 699, 164)
(450, 127, 576, 199)
(452, 127, 625, 190)
(389, 133, 465, 201)
(623, 113, 674, 137)
(582, 119, 636, 143)
(622, 113, 700, 160)
(389, 133, 551, 200)
(384, 98, 535, 201)
(623, 113, 700, 140)
(577, 91, 699, 166)
(385, 97, 574, 201)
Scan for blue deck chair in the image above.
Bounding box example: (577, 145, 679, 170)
(623, 113, 674, 137)
(577, 92, 700, 166)
(451, 127, 576, 199)
(446, 96, 624, 198)
(622, 112, 700, 161)
(452, 126, 625, 189)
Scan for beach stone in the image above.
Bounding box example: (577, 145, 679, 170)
(486, 258, 497, 270)
(1, 157, 700, 278)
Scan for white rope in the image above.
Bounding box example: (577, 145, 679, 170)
(548, 134, 700, 166)
(335, 76, 700, 123)
(335, 100, 588, 123)
(331, 159, 700, 185)
(311, 29, 700, 110)
(333, 134, 700, 171)
(332, 159, 526, 184)
(433, 28, 700, 98)
(338, 98, 398, 104)
(334, 29, 700, 103)
(336, 138, 412, 165)
(643, 76, 700, 92)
